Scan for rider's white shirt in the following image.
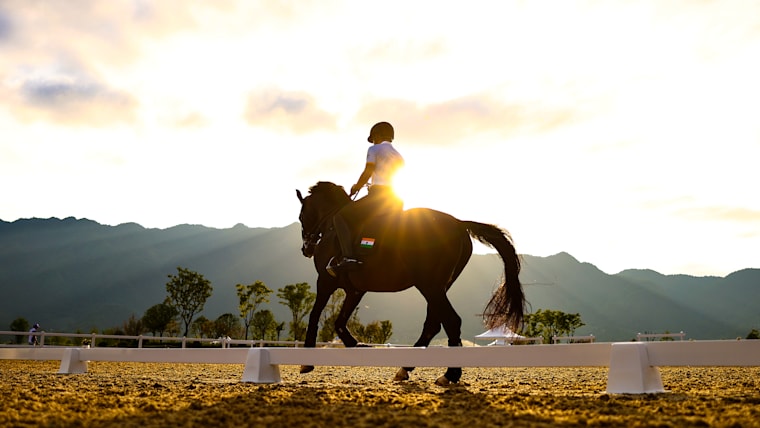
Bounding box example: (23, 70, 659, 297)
(366, 141, 404, 186)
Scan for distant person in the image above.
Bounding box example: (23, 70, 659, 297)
(332, 121, 405, 271)
(28, 323, 40, 346)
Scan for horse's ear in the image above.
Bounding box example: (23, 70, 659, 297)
(296, 189, 304, 203)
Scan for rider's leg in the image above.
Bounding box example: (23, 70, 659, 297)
(333, 214, 361, 267)
(333, 214, 352, 257)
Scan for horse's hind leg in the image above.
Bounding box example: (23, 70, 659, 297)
(417, 292, 462, 385)
(394, 304, 442, 381)
(437, 295, 463, 385)
(395, 293, 464, 384)
(414, 305, 444, 347)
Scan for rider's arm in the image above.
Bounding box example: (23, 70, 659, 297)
(351, 162, 375, 196)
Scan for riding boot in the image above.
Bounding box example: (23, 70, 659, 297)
(332, 215, 362, 269)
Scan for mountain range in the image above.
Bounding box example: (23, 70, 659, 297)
(1, 217, 758, 343)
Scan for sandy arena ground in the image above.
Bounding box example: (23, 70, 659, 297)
(1, 360, 759, 427)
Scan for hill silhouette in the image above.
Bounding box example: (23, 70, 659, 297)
(1, 217, 757, 342)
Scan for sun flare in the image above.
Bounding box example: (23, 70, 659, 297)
(392, 168, 457, 213)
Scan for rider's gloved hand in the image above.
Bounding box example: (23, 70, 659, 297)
(350, 183, 362, 197)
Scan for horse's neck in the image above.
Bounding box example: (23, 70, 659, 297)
(322, 220, 336, 239)
(316, 223, 340, 259)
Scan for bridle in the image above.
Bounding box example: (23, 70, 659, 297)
(300, 204, 342, 257)
(298, 184, 357, 257)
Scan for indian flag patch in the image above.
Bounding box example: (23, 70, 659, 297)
(359, 238, 375, 249)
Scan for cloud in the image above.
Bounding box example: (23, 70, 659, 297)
(352, 38, 449, 66)
(355, 94, 578, 146)
(0, 7, 11, 41)
(0, 1, 191, 125)
(1, 65, 137, 125)
(638, 195, 760, 225)
(171, 112, 209, 128)
(678, 206, 760, 224)
(243, 87, 338, 134)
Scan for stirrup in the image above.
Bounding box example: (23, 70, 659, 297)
(326, 257, 339, 277)
(336, 257, 363, 270)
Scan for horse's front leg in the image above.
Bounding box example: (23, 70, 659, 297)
(334, 288, 366, 348)
(300, 278, 336, 374)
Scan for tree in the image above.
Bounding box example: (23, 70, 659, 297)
(190, 315, 214, 338)
(747, 329, 760, 340)
(214, 313, 241, 338)
(9, 317, 30, 345)
(521, 309, 585, 344)
(378, 320, 393, 343)
(166, 319, 181, 337)
(99, 327, 126, 347)
(122, 314, 145, 336)
(317, 291, 394, 344)
(275, 321, 286, 341)
(251, 309, 277, 340)
(318, 289, 346, 342)
(277, 282, 316, 341)
(165, 267, 213, 337)
(142, 300, 179, 337)
(236, 281, 273, 340)
(349, 313, 393, 344)
(358, 320, 394, 344)
(560, 312, 585, 336)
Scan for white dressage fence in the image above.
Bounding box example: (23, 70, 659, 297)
(2, 330, 311, 349)
(552, 334, 595, 344)
(636, 331, 686, 341)
(2, 338, 759, 394)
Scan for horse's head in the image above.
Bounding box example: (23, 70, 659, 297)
(296, 189, 319, 258)
(296, 181, 350, 258)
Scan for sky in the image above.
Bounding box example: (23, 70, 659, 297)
(1, 1, 759, 277)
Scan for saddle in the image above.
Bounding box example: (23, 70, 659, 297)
(325, 207, 455, 277)
(353, 212, 402, 259)
(324, 212, 401, 277)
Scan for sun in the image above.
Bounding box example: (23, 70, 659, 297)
(392, 168, 447, 211)
(393, 168, 496, 255)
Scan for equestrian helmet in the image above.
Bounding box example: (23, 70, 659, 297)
(367, 121, 394, 143)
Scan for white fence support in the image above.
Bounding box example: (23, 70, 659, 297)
(2, 340, 759, 394)
(242, 347, 280, 383)
(59, 348, 88, 374)
(607, 342, 664, 393)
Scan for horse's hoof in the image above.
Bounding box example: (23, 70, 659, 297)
(393, 368, 409, 382)
(435, 375, 452, 386)
(300, 365, 314, 374)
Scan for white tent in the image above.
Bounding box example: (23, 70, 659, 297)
(474, 325, 525, 346)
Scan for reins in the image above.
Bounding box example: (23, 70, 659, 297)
(303, 205, 343, 248)
(302, 183, 357, 250)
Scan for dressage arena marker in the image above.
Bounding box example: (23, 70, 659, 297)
(2, 340, 759, 394)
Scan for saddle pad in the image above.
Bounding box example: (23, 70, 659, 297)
(354, 214, 400, 257)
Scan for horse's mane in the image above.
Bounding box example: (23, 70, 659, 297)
(309, 181, 351, 205)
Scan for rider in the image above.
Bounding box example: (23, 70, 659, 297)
(333, 121, 405, 270)
(28, 323, 40, 345)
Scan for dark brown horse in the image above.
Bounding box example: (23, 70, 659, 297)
(296, 181, 525, 384)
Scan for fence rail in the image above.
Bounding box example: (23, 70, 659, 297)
(636, 331, 686, 341)
(553, 334, 595, 344)
(2, 332, 759, 394)
(0, 330, 340, 349)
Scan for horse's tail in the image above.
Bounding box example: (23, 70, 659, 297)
(464, 221, 525, 332)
